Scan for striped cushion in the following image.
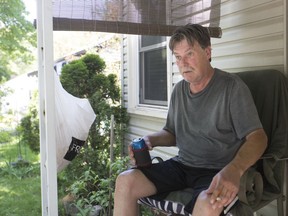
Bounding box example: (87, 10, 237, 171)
(138, 191, 240, 216)
(138, 196, 191, 216)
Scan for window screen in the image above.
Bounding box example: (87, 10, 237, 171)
(139, 35, 167, 106)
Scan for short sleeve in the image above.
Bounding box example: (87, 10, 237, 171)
(229, 76, 263, 139)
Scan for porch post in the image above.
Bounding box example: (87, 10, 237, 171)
(37, 0, 58, 215)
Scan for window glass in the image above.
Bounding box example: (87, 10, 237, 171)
(139, 35, 167, 106)
(141, 35, 166, 47)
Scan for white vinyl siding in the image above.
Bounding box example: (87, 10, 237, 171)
(212, 0, 285, 72)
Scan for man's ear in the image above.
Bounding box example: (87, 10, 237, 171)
(205, 46, 212, 60)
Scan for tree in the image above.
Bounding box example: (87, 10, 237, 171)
(59, 53, 129, 214)
(17, 91, 39, 153)
(60, 53, 127, 159)
(0, 0, 36, 82)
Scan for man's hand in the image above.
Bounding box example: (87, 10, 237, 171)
(205, 163, 241, 209)
(128, 136, 153, 166)
(206, 129, 267, 210)
(128, 144, 136, 165)
(142, 136, 154, 150)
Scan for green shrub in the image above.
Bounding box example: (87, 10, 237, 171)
(0, 130, 11, 143)
(58, 53, 129, 215)
(17, 91, 40, 153)
(60, 157, 129, 215)
(0, 162, 40, 179)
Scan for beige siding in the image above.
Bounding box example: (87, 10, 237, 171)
(212, 0, 285, 73)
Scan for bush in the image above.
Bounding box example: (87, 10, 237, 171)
(0, 130, 12, 143)
(59, 157, 129, 215)
(17, 91, 39, 153)
(58, 53, 129, 215)
(0, 162, 40, 179)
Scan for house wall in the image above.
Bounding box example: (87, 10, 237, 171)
(121, 0, 286, 214)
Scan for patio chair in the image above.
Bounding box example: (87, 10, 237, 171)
(138, 69, 288, 216)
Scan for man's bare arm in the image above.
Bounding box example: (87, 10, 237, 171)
(144, 129, 176, 148)
(207, 128, 268, 208)
(229, 128, 268, 176)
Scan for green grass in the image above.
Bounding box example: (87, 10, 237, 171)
(0, 140, 39, 166)
(0, 140, 42, 216)
(0, 176, 41, 216)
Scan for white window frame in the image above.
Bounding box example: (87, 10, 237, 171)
(127, 35, 172, 118)
(139, 36, 168, 106)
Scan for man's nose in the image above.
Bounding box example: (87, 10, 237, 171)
(179, 56, 188, 66)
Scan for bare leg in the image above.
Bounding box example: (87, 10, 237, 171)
(192, 191, 223, 216)
(113, 169, 157, 216)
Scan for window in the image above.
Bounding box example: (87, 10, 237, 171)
(139, 35, 167, 106)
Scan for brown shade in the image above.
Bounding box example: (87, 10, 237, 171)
(52, 0, 222, 38)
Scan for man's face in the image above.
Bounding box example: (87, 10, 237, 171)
(173, 39, 212, 84)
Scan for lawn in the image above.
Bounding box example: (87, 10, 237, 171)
(0, 140, 39, 167)
(0, 176, 41, 216)
(0, 141, 42, 215)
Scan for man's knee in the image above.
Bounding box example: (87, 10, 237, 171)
(193, 191, 223, 216)
(115, 170, 136, 191)
(115, 169, 157, 199)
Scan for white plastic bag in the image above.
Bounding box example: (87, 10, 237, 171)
(54, 72, 96, 172)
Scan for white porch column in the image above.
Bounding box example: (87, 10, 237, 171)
(37, 0, 58, 215)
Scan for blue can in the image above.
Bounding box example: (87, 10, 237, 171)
(132, 137, 146, 150)
(132, 138, 151, 167)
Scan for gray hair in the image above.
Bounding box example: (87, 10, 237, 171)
(169, 24, 211, 51)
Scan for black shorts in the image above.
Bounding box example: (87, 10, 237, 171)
(137, 158, 220, 213)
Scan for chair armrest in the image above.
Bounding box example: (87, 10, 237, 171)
(238, 167, 263, 209)
(151, 156, 164, 163)
(260, 153, 288, 161)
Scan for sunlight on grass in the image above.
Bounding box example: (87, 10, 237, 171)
(0, 185, 9, 193)
(0, 139, 39, 167)
(0, 139, 41, 215)
(0, 177, 41, 215)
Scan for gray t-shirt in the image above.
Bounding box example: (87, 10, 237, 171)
(164, 69, 262, 169)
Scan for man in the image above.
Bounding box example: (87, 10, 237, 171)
(113, 24, 267, 216)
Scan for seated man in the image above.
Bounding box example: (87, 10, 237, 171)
(113, 24, 267, 216)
